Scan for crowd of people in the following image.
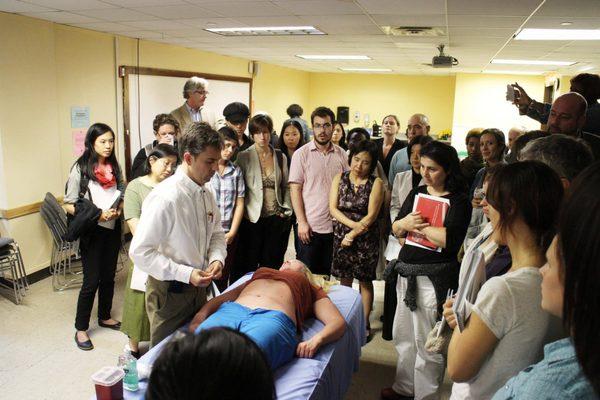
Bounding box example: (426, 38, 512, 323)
(63, 74, 600, 400)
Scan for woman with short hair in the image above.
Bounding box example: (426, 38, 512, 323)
(330, 139, 384, 337)
(130, 114, 180, 179)
(233, 114, 292, 281)
(377, 115, 406, 178)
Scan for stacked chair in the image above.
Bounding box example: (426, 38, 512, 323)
(0, 237, 29, 304)
(40, 192, 82, 291)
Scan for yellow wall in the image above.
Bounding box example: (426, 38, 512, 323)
(307, 73, 456, 137)
(451, 73, 546, 153)
(0, 11, 560, 275)
(0, 12, 309, 274)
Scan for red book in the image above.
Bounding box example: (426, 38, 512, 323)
(405, 193, 450, 252)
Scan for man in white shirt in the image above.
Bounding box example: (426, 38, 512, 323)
(170, 77, 220, 131)
(129, 122, 227, 346)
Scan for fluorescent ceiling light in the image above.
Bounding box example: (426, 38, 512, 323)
(339, 68, 392, 72)
(484, 70, 544, 76)
(579, 66, 594, 72)
(205, 26, 325, 36)
(492, 59, 575, 66)
(297, 55, 371, 60)
(515, 28, 600, 40)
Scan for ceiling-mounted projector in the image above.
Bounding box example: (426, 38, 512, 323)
(431, 44, 458, 68)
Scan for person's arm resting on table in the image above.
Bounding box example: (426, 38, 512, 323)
(296, 297, 346, 358)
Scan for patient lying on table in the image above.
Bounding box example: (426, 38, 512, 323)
(189, 260, 347, 369)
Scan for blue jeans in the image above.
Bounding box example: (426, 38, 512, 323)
(195, 302, 299, 369)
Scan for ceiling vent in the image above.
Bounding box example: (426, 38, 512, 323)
(382, 26, 445, 37)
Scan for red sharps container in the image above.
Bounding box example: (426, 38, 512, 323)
(91, 366, 125, 400)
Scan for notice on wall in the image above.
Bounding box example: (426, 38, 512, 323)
(71, 106, 90, 128)
(72, 129, 86, 156)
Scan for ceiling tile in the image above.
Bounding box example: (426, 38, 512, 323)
(359, 0, 445, 15)
(21, 10, 99, 23)
(192, 1, 290, 17)
(535, 0, 600, 18)
(134, 5, 221, 19)
(176, 17, 240, 28)
(102, 0, 186, 6)
(70, 21, 139, 31)
(524, 16, 600, 29)
(25, 0, 118, 11)
(0, 0, 55, 13)
(229, 15, 307, 26)
(447, 0, 541, 16)
(8, 0, 600, 74)
(125, 19, 190, 30)
(73, 8, 158, 22)
(370, 14, 446, 26)
(447, 15, 526, 28)
(276, 0, 363, 16)
(119, 30, 165, 39)
(448, 27, 516, 38)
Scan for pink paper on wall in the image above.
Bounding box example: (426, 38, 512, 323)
(73, 129, 86, 156)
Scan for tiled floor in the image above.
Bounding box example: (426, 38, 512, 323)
(0, 251, 450, 400)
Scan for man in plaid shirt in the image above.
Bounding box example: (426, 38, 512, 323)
(208, 127, 246, 290)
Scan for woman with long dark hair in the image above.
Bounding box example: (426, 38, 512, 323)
(332, 121, 347, 150)
(382, 141, 471, 400)
(444, 161, 564, 399)
(121, 143, 178, 357)
(491, 162, 600, 399)
(277, 119, 305, 169)
(64, 123, 125, 350)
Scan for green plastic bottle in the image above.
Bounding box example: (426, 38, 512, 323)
(122, 352, 139, 392)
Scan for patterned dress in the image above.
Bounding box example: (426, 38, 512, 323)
(331, 171, 380, 281)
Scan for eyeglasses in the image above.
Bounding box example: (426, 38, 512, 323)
(313, 122, 332, 130)
(194, 90, 209, 96)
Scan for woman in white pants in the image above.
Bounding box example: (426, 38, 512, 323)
(381, 142, 471, 400)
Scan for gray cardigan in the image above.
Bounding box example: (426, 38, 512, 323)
(65, 164, 125, 204)
(235, 144, 292, 223)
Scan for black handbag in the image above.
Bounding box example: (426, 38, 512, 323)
(63, 170, 101, 242)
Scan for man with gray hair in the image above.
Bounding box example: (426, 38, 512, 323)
(388, 113, 430, 186)
(130, 122, 226, 346)
(171, 76, 220, 131)
(519, 134, 594, 187)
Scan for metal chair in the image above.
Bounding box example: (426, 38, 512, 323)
(0, 237, 29, 304)
(40, 193, 82, 291)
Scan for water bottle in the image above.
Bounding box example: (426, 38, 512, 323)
(119, 350, 139, 391)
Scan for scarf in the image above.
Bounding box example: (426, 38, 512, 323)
(94, 162, 116, 189)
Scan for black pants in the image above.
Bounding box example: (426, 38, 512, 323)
(296, 231, 334, 276)
(75, 223, 122, 331)
(231, 215, 291, 282)
(381, 273, 398, 341)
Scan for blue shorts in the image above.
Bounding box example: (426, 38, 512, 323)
(195, 301, 299, 369)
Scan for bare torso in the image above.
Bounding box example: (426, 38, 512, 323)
(235, 279, 297, 326)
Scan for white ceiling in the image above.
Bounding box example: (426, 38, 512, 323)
(2, 0, 600, 75)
